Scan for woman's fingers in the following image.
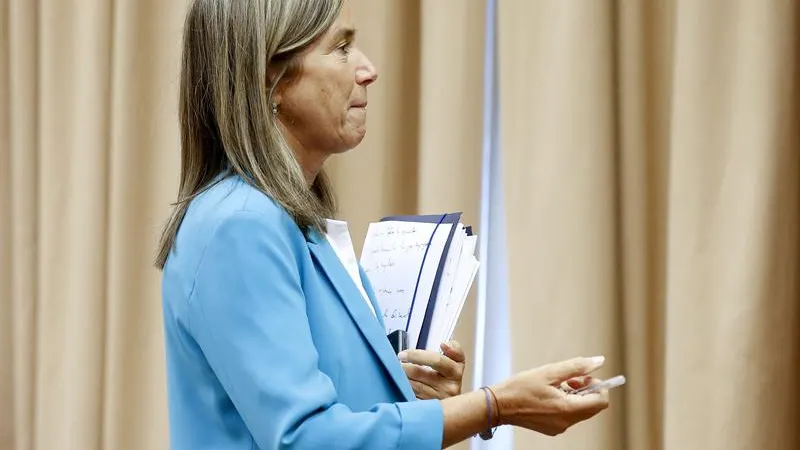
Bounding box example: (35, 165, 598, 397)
(399, 342, 465, 399)
(402, 363, 461, 398)
(564, 389, 610, 413)
(542, 356, 605, 383)
(401, 362, 436, 382)
(441, 340, 466, 363)
(407, 379, 440, 400)
(564, 376, 595, 391)
(399, 349, 462, 380)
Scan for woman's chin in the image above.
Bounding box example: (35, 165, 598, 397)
(334, 129, 367, 153)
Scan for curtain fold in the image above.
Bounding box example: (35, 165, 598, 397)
(99, 0, 185, 447)
(662, 1, 800, 447)
(5, 1, 41, 450)
(501, 0, 800, 449)
(499, 1, 623, 448)
(615, 0, 674, 448)
(415, 0, 485, 398)
(0, 1, 13, 447)
(35, 1, 114, 447)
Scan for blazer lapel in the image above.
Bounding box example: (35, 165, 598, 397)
(359, 266, 387, 330)
(306, 231, 416, 401)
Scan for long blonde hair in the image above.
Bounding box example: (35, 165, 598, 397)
(155, 0, 342, 269)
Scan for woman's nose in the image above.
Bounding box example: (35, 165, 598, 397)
(356, 53, 378, 86)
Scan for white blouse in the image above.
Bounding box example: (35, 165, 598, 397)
(323, 219, 376, 316)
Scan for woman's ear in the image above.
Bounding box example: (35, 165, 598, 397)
(267, 61, 288, 105)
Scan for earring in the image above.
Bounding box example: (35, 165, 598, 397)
(271, 102, 278, 116)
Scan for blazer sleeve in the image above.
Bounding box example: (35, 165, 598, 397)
(185, 209, 444, 450)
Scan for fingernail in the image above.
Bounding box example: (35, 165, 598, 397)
(590, 356, 605, 365)
(398, 351, 408, 362)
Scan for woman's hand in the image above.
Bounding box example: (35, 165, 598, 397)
(398, 340, 465, 400)
(490, 356, 609, 436)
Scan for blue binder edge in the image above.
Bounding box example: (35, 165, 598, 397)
(379, 212, 463, 349)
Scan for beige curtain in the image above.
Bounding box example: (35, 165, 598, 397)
(2, 0, 188, 448)
(3, 0, 799, 450)
(0, 1, 483, 449)
(501, 1, 800, 450)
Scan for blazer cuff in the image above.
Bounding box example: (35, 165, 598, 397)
(396, 399, 444, 450)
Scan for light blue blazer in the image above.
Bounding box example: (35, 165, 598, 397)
(161, 175, 444, 449)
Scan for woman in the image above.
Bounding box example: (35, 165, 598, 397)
(156, 1, 612, 449)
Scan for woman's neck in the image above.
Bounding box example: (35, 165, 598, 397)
(279, 124, 328, 187)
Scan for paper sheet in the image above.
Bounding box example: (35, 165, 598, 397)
(360, 220, 452, 348)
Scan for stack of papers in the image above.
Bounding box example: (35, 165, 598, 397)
(359, 213, 479, 351)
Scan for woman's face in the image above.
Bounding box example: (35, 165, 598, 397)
(275, 5, 378, 157)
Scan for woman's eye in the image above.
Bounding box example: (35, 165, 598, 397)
(338, 42, 352, 55)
